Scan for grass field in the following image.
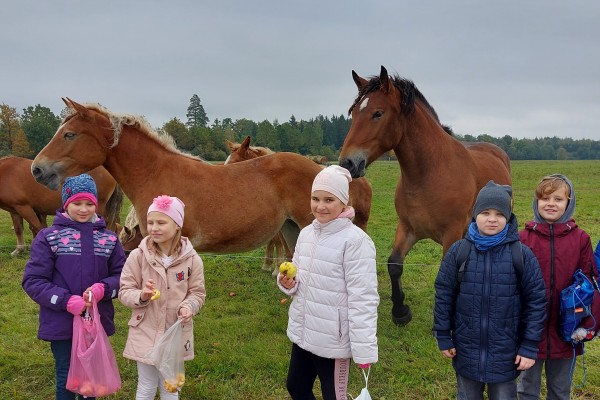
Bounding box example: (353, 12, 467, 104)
(0, 160, 599, 399)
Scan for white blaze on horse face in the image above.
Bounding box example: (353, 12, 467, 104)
(359, 97, 370, 112)
(224, 155, 231, 165)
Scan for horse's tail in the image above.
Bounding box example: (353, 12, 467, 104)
(104, 184, 124, 231)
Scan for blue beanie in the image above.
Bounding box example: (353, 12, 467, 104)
(61, 173, 98, 208)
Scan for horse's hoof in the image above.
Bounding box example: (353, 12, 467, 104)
(11, 248, 26, 256)
(392, 307, 412, 326)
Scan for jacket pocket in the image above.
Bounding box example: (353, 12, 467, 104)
(128, 311, 145, 327)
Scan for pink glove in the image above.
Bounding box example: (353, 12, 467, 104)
(90, 283, 105, 303)
(358, 363, 370, 369)
(66, 295, 86, 316)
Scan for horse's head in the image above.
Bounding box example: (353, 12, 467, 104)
(32, 98, 113, 190)
(339, 66, 425, 178)
(224, 136, 274, 164)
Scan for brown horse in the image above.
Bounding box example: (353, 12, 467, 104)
(0, 155, 122, 256)
(339, 66, 512, 325)
(225, 136, 373, 232)
(31, 99, 332, 256)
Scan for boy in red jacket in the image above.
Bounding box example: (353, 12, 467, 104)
(518, 174, 600, 400)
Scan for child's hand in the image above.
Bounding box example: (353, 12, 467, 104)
(140, 279, 156, 302)
(441, 348, 456, 358)
(279, 273, 296, 289)
(515, 355, 535, 370)
(178, 307, 192, 323)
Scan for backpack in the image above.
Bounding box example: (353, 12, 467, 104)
(455, 239, 524, 286)
(559, 269, 596, 344)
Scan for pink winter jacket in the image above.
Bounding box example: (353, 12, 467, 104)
(119, 237, 206, 363)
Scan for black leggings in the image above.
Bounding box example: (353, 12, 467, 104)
(286, 343, 350, 400)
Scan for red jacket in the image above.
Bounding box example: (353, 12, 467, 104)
(520, 219, 600, 359)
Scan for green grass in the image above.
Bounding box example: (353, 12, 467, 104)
(1, 160, 599, 399)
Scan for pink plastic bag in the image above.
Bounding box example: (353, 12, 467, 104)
(66, 299, 121, 397)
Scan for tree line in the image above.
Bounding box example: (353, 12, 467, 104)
(1, 96, 599, 161)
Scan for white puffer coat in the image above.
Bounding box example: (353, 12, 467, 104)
(278, 217, 379, 364)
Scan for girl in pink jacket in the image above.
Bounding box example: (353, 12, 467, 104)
(119, 195, 205, 399)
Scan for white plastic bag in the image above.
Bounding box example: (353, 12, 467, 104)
(146, 319, 185, 393)
(351, 367, 372, 400)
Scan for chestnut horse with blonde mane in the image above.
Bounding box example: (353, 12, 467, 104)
(32, 99, 334, 256)
(225, 135, 373, 274)
(0, 156, 122, 255)
(339, 66, 512, 325)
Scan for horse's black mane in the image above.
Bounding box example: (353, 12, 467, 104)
(349, 74, 451, 135)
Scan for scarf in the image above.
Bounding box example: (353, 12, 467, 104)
(467, 221, 509, 251)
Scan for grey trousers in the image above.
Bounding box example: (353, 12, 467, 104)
(517, 358, 573, 400)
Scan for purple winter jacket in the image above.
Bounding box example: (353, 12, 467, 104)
(22, 210, 125, 341)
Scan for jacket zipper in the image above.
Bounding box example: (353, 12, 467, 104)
(479, 250, 491, 381)
(546, 224, 555, 358)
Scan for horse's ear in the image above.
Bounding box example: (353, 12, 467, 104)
(225, 139, 235, 151)
(352, 70, 368, 91)
(240, 136, 251, 151)
(379, 66, 392, 94)
(65, 98, 92, 119)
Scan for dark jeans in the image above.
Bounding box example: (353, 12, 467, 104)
(50, 340, 96, 400)
(456, 373, 517, 400)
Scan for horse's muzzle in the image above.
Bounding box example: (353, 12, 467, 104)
(31, 163, 61, 190)
(339, 156, 366, 179)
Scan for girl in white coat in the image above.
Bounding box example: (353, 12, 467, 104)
(119, 195, 205, 400)
(278, 165, 379, 400)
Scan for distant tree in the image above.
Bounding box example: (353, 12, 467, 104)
(186, 94, 209, 128)
(256, 120, 279, 150)
(163, 118, 194, 150)
(556, 146, 569, 160)
(232, 118, 257, 142)
(11, 128, 32, 157)
(0, 103, 22, 155)
(301, 120, 324, 154)
(20, 104, 60, 155)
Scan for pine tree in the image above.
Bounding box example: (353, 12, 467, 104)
(186, 94, 209, 128)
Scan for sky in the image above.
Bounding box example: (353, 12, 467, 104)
(2, 1, 600, 140)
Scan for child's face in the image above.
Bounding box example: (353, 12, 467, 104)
(147, 211, 179, 246)
(311, 190, 345, 224)
(66, 200, 97, 223)
(537, 185, 569, 224)
(475, 209, 507, 236)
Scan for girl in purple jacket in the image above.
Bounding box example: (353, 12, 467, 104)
(22, 173, 125, 400)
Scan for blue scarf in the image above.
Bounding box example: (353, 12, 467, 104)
(467, 221, 509, 251)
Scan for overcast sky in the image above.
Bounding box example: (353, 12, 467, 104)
(2, 1, 599, 140)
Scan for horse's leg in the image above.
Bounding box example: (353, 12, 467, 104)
(10, 213, 26, 256)
(279, 219, 300, 261)
(270, 232, 290, 276)
(263, 239, 275, 272)
(388, 225, 417, 326)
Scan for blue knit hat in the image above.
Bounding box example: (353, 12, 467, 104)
(61, 173, 98, 208)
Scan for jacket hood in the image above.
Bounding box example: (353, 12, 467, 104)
(532, 174, 576, 223)
(139, 236, 197, 264)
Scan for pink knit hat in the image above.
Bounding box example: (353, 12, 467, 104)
(311, 165, 352, 205)
(147, 195, 185, 228)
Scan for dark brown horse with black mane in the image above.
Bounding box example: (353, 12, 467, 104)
(339, 66, 512, 325)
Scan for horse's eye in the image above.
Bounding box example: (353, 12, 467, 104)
(373, 111, 383, 120)
(63, 132, 76, 140)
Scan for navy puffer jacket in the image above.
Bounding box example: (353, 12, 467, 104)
(433, 215, 546, 383)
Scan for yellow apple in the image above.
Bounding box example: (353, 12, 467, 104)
(279, 262, 297, 278)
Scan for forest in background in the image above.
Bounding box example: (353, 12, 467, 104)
(2, 95, 600, 161)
